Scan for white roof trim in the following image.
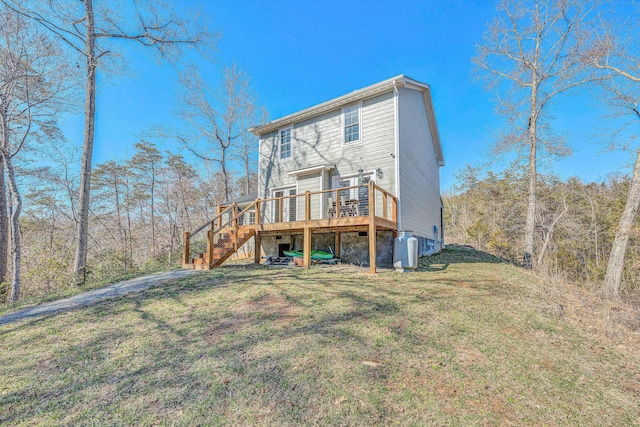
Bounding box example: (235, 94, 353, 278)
(287, 164, 335, 176)
(253, 74, 444, 166)
(250, 74, 407, 135)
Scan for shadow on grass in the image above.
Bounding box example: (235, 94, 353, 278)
(417, 244, 508, 272)
(0, 264, 446, 425)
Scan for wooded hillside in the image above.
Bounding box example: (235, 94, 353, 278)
(444, 168, 640, 296)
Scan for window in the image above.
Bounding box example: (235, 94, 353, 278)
(343, 105, 360, 143)
(279, 128, 292, 160)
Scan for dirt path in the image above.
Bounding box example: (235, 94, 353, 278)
(0, 269, 200, 325)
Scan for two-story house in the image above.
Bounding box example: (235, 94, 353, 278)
(182, 75, 444, 272)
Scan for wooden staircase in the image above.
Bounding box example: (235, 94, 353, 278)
(183, 201, 257, 270)
(190, 227, 255, 270)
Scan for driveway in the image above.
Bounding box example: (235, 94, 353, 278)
(0, 269, 200, 325)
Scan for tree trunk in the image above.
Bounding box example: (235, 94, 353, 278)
(603, 150, 640, 298)
(114, 171, 126, 273)
(0, 156, 8, 288)
(244, 156, 250, 195)
(523, 111, 538, 270)
(588, 196, 599, 268)
(73, 0, 96, 285)
(125, 174, 133, 263)
(150, 162, 156, 256)
(221, 146, 229, 202)
(177, 169, 192, 230)
(536, 197, 567, 267)
(2, 150, 21, 302)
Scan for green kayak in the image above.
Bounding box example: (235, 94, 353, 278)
(283, 250, 334, 260)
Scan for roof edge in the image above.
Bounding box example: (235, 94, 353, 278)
(250, 74, 407, 135)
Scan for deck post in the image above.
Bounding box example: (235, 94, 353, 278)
(305, 190, 311, 220)
(369, 221, 376, 274)
(303, 227, 311, 268)
(382, 193, 388, 220)
(206, 229, 214, 269)
(334, 232, 341, 258)
(217, 205, 223, 230)
(183, 231, 191, 267)
(369, 181, 376, 274)
(254, 231, 261, 265)
(392, 197, 397, 224)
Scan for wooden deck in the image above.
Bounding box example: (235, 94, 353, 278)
(183, 182, 398, 273)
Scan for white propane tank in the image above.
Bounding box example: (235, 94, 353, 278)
(393, 231, 419, 272)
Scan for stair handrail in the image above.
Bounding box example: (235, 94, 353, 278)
(214, 200, 257, 233)
(189, 204, 236, 239)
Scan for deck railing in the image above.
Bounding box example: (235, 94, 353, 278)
(246, 182, 397, 226)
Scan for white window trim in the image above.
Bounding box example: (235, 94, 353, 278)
(341, 102, 363, 146)
(278, 126, 293, 162)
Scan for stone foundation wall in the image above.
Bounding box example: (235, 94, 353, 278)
(239, 231, 438, 265)
(340, 231, 394, 268)
(258, 232, 393, 268)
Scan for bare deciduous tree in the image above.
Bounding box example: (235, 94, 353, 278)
(129, 141, 162, 257)
(474, 0, 593, 269)
(176, 63, 258, 202)
(586, 8, 640, 297)
(1, 0, 212, 285)
(0, 9, 70, 301)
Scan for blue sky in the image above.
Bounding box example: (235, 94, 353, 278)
(61, 0, 633, 191)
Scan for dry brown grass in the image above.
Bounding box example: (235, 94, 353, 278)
(1, 247, 639, 426)
(525, 262, 640, 354)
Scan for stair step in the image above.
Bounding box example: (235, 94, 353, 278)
(186, 227, 255, 270)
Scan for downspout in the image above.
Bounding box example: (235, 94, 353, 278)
(393, 80, 401, 230)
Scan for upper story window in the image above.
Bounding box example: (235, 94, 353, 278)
(279, 127, 292, 160)
(343, 104, 360, 144)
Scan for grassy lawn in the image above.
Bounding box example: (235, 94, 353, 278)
(1, 248, 638, 426)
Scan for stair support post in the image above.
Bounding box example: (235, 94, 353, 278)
(254, 231, 261, 265)
(206, 229, 214, 269)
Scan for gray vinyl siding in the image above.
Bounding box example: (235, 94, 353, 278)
(397, 87, 441, 240)
(296, 172, 322, 220)
(258, 91, 396, 198)
(258, 130, 297, 199)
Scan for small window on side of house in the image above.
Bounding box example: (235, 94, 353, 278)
(343, 105, 360, 144)
(279, 128, 292, 160)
